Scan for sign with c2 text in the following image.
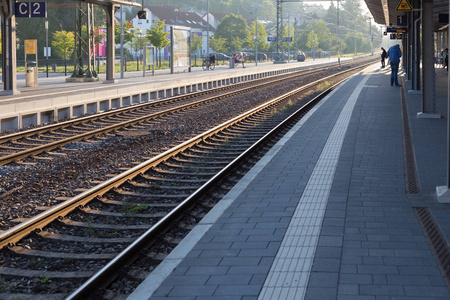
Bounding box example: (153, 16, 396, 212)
(15, 2, 47, 18)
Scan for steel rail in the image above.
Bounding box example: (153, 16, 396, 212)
(0, 61, 355, 166)
(0, 62, 327, 144)
(0, 57, 366, 145)
(0, 63, 373, 249)
(0, 62, 374, 298)
(67, 62, 374, 300)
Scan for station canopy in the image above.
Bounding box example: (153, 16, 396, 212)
(364, 0, 448, 31)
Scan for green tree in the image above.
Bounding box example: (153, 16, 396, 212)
(115, 21, 134, 45)
(146, 20, 170, 67)
(130, 29, 147, 70)
(246, 21, 268, 52)
(210, 36, 227, 54)
(214, 14, 248, 53)
(306, 31, 319, 50)
(51, 31, 75, 61)
(190, 32, 203, 63)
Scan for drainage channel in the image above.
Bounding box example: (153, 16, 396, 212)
(414, 207, 450, 287)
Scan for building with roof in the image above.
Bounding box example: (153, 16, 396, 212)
(128, 6, 214, 60)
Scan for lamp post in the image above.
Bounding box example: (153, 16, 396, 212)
(45, 21, 48, 77)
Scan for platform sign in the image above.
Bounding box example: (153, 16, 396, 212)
(397, 15, 407, 26)
(390, 33, 403, 40)
(15, 2, 47, 18)
(387, 26, 407, 33)
(439, 14, 449, 23)
(267, 36, 276, 42)
(396, 0, 412, 11)
(25, 40, 37, 55)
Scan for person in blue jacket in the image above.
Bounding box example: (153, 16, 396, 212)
(387, 44, 402, 86)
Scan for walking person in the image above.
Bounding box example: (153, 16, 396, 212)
(380, 47, 387, 68)
(386, 44, 402, 86)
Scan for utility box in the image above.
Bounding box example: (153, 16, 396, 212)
(229, 57, 234, 68)
(25, 67, 38, 87)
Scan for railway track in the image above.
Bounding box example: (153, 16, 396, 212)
(0, 61, 375, 299)
(0, 58, 365, 167)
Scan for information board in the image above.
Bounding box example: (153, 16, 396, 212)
(170, 26, 191, 74)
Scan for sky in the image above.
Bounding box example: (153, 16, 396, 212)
(302, 0, 370, 15)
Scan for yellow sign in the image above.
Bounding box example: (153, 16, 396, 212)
(396, 0, 412, 11)
(25, 40, 37, 55)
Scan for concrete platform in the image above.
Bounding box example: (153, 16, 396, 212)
(127, 64, 450, 299)
(0, 58, 348, 132)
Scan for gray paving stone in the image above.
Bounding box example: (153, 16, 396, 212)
(163, 275, 210, 286)
(197, 296, 242, 300)
(337, 296, 375, 300)
(206, 274, 252, 285)
(227, 265, 271, 275)
(359, 284, 405, 296)
(199, 249, 240, 258)
(219, 257, 261, 266)
(169, 285, 217, 297)
(310, 258, 341, 272)
(307, 272, 339, 287)
(230, 241, 269, 249)
(179, 257, 222, 267)
(185, 266, 230, 276)
(304, 287, 338, 300)
(214, 284, 262, 296)
(337, 283, 359, 295)
(196, 242, 233, 250)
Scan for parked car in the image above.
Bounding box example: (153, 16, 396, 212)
(248, 53, 268, 61)
(297, 52, 306, 62)
(212, 53, 231, 60)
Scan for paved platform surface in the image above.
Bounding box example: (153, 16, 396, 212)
(128, 64, 450, 299)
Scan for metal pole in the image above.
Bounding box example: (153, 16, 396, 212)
(313, 21, 315, 60)
(370, 17, 373, 55)
(337, 0, 340, 66)
(206, 0, 209, 58)
(45, 21, 48, 78)
(448, 0, 450, 188)
(120, 5, 124, 79)
(288, 17, 290, 63)
(255, 6, 258, 66)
